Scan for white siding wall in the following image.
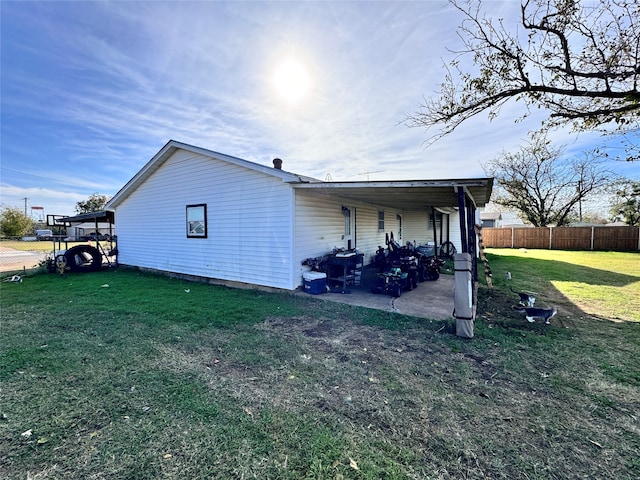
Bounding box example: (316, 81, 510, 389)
(353, 206, 390, 262)
(293, 190, 404, 286)
(448, 210, 462, 253)
(115, 150, 294, 289)
(403, 210, 432, 246)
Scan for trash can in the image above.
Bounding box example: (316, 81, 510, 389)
(303, 271, 327, 294)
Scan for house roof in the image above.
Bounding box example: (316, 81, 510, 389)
(106, 140, 493, 210)
(106, 140, 321, 209)
(60, 211, 115, 224)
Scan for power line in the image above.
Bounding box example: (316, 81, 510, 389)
(0, 166, 104, 189)
(358, 170, 384, 181)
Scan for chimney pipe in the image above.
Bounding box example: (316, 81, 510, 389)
(273, 158, 283, 170)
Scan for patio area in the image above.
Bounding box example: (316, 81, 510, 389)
(296, 265, 455, 320)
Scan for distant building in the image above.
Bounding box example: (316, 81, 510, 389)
(480, 205, 525, 228)
(480, 212, 502, 228)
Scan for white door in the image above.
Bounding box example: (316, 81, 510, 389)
(343, 206, 355, 250)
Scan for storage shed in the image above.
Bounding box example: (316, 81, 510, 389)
(105, 140, 493, 290)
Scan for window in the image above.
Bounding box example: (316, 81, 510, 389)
(378, 210, 385, 231)
(429, 210, 443, 230)
(186, 204, 207, 238)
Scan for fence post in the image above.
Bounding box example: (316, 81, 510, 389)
(511, 227, 514, 248)
(549, 227, 553, 250)
(591, 226, 594, 251)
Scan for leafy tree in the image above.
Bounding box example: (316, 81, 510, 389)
(407, 0, 640, 147)
(484, 131, 613, 226)
(0, 206, 35, 237)
(75, 193, 110, 214)
(609, 180, 640, 225)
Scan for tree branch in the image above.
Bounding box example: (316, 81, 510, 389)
(407, 0, 640, 142)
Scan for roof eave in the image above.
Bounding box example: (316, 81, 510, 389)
(106, 140, 316, 209)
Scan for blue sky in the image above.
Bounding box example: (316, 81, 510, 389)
(1, 0, 638, 217)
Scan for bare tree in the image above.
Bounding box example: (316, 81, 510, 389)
(407, 0, 640, 146)
(484, 131, 613, 226)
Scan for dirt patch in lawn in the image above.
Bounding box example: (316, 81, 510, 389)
(151, 291, 638, 478)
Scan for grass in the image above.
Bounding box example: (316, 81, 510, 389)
(1, 252, 639, 479)
(0, 239, 88, 253)
(484, 248, 640, 322)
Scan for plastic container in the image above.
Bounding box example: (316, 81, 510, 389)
(303, 271, 327, 294)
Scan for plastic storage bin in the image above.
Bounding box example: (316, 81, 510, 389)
(303, 271, 327, 294)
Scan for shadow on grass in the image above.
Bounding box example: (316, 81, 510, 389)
(482, 252, 640, 324)
(488, 254, 639, 287)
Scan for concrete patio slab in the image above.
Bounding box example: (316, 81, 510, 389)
(297, 270, 455, 320)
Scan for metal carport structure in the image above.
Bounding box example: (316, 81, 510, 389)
(293, 177, 494, 281)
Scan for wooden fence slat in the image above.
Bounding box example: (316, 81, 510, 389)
(482, 226, 640, 251)
(552, 227, 592, 250)
(482, 228, 513, 248)
(593, 226, 639, 251)
(515, 228, 550, 249)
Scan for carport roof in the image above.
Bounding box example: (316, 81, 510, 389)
(292, 178, 494, 210)
(60, 211, 115, 224)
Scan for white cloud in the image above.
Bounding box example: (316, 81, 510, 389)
(0, 183, 88, 217)
(1, 0, 638, 218)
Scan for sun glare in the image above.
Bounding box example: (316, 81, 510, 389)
(273, 58, 311, 105)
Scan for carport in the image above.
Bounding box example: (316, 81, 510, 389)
(294, 178, 493, 325)
(294, 177, 494, 282)
(58, 211, 116, 240)
(52, 211, 117, 272)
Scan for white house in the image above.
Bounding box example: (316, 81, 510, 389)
(105, 140, 493, 290)
(480, 211, 502, 228)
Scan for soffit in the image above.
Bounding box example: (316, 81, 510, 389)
(292, 179, 494, 210)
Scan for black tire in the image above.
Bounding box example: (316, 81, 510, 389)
(418, 265, 428, 282)
(409, 270, 419, 289)
(65, 245, 102, 272)
(391, 283, 402, 298)
(440, 241, 457, 260)
(371, 277, 385, 294)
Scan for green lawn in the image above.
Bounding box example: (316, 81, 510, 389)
(0, 239, 92, 253)
(485, 249, 640, 322)
(1, 251, 638, 479)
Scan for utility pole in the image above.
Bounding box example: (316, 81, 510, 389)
(577, 180, 583, 223)
(23, 198, 28, 216)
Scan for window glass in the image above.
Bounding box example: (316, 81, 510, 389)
(378, 210, 385, 231)
(186, 204, 207, 238)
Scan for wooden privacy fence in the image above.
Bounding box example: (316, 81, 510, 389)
(482, 226, 640, 251)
